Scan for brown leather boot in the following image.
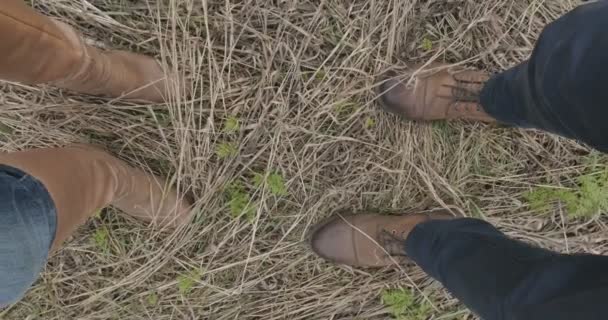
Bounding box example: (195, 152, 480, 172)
(0, 0, 179, 102)
(309, 210, 454, 267)
(0, 145, 193, 251)
(377, 64, 495, 122)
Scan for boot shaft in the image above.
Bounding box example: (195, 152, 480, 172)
(0, 0, 173, 102)
(0, 0, 84, 84)
(0, 145, 192, 250)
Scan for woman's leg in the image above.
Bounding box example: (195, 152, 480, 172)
(0, 145, 192, 307)
(0, 0, 180, 102)
(0, 165, 55, 308)
(0, 145, 193, 251)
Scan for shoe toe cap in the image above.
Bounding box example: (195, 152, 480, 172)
(377, 76, 418, 119)
(310, 217, 356, 265)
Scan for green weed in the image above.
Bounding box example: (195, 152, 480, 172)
(223, 116, 240, 133)
(421, 38, 433, 51)
(177, 269, 203, 295)
(146, 292, 159, 306)
(381, 288, 432, 320)
(334, 101, 358, 117)
(364, 117, 376, 129)
(525, 169, 608, 218)
(226, 181, 256, 221)
(216, 142, 239, 159)
(253, 172, 288, 196)
(0, 122, 13, 135)
(314, 70, 327, 81)
(92, 226, 110, 253)
(302, 69, 329, 83)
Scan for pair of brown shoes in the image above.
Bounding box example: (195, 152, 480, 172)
(310, 64, 494, 268)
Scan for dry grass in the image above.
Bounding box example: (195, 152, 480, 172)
(2, 0, 602, 319)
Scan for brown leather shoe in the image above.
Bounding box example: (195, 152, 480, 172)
(309, 210, 455, 268)
(377, 64, 495, 122)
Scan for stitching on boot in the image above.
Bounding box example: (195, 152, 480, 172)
(47, 21, 94, 88)
(0, 11, 66, 44)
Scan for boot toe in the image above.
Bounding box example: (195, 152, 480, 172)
(377, 74, 418, 119)
(310, 217, 357, 265)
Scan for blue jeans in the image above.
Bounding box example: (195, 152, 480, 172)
(0, 165, 56, 308)
(405, 2, 608, 319)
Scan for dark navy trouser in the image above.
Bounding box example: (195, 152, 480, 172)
(405, 2, 608, 319)
(406, 219, 608, 320)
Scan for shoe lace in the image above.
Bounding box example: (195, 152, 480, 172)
(439, 74, 485, 113)
(378, 228, 409, 257)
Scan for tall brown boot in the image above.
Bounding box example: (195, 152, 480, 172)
(378, 64, 496, 122)
(0, 0, 177, 102)
(0, 145, 193, 251)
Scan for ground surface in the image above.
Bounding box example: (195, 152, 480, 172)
(1, 0, 598, 319)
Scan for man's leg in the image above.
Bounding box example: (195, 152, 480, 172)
(0, 145, 193, 307)
(407, 218, 608, 320)
(480, 1, 608, 150)
(0, 0, 180, 102)
(379, 2, 608, 152)
(310, 212, 608, 320)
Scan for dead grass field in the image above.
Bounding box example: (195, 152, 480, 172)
(2, 0, 601, 319)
